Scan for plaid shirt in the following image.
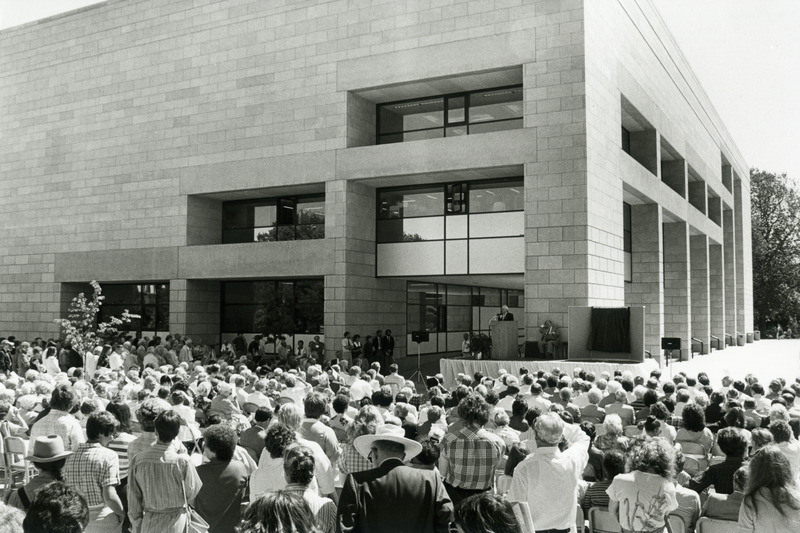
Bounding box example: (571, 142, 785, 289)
(64, 442, 120, 507)
(29, 409, 85, 451)
(441, 425, 504, 490)
(337, 442, 373, 475)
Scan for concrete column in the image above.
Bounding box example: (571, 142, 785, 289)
(663, 222, 691, 360)
(325, 180, 406, 361)
(168, 279, 221, 344)
(625, 204, 664, 357)
(709, 243, 725, 350)
(723, 208, 737, 344)
(690, 235, 710, 354)
(734, 178, 751, 336)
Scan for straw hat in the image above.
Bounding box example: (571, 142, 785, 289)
(354, 424, 423, 463)
(25, 435, 73, 463)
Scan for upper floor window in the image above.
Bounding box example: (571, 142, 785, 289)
(377, 86, 523, 144)
(377, 178, 523, 243)
(222, 195, 325, 244)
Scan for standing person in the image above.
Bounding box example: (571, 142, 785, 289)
(383, 330, 395, 367)
(63, 411, 126, 531)
(5, 435, 72, 512)
(497, 305, 514, 321)
(127, 410, 202, 533)
(507, 412, 590, 533)
(372, 331, 384, 370)
(341, 331, 353, 366)
(232, 331, 248, 358)
(363, 335, 375, 365)
(607, 437, 679, 533)
(737, 445, 800, 531)
(351, 334, 364, 367)
(439, 394, 505, 506)
(338, 424, 453, 532)
(194, 424, 248, 533)
(29, 383, 85, 451)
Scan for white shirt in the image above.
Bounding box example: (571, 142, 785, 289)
(777, 439, 800, 481)
(349, 378, 374, 402)
(507, 424, 589, 532)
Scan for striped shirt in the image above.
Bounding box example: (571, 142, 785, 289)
(63, 442, 120, 507)
(284, 483, 337, 533)
(127, 443, 201, 531)
(108, 432, 137, 479)
(440, 425, 504, 490)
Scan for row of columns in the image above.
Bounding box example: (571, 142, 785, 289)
(627, 202, 746, 360)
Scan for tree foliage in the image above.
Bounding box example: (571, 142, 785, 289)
(54, 280, 140, 355)
(751, 168, 800, 331)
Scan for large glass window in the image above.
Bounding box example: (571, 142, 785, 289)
(221, 279, 323, 335)
(222, 195, 325, 244)
(98, 282, 169, 336)
(624, 202, 632, 283)
(377, 178, 523, 243)
(377, 85, 523, 144)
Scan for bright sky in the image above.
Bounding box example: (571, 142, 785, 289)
(1, 0, 798, 179)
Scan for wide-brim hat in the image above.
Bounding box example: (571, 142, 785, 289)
(25, 435, 73, 463)
(354, 424, 423, 463)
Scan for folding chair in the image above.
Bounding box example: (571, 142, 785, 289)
(623, 424, 641, 438)
(576, 504, 585, 533)
(3, 436, 34, 497)
(588, 506, 621, 533)
(676, 440, 709, 476)
(695, 517, 738, 533)
(667, 514, 686, 533)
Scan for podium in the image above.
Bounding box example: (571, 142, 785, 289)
(491, 320, 518, 359)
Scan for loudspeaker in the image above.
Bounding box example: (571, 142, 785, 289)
(411, 331, 430, 343)
(661, 337, 681, 350)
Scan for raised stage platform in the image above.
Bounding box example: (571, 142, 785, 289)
(439, 357, 659, 389)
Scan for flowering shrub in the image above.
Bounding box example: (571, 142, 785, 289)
(53, 280, 140, 355)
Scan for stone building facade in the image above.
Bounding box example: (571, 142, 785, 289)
(0, 0, 752, 361)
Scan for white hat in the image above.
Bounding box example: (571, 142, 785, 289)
(354, 424, 423, 463)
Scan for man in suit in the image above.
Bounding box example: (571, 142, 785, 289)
(498, 305, 515, 321)
(338, 425, 453, 533)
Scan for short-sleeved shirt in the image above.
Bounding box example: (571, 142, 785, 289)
(440, 425, 504, 490)
(607, 471, 678, 531)
(64, 442, 120, 507)
(29, 409, 85, 451)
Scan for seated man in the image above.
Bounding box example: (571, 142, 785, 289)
(689, 427, 748, 495)
(538, 320, 559, 358)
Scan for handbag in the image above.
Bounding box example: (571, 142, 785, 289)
(181, 479, 209, 533)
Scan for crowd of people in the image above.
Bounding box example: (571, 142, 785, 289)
(1, 332, 800, 533)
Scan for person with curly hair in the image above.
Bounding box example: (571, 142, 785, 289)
(239, 490, 319, 533)
(675, 403, 714, 456)
(737, 445, 800, 531)
(22, 481, 89, 533)
(194, 424, 248, 533)
(251, 423, 300, 497)
(439, 393, 505, 506)
(607, 437, 678, 532)
(283, 445, 336, 533)
(452, 492, 522, 533)
(338, 405, 382, 476)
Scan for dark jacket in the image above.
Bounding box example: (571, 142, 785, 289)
(338, 457, 453, 533)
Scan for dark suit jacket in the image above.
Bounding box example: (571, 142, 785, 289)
(337, 458, 453, 533)
(499, 312, 515, 321)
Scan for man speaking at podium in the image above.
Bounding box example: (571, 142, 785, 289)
(497, 305, 515, 321)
